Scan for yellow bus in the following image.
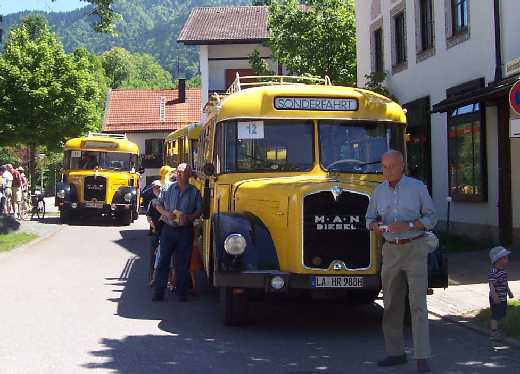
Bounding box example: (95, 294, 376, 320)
(193, 75, 408, 325)
(56, 132, 141, 225)
(162, 123, 202, 181)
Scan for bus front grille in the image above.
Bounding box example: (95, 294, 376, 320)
(84, 176, 107, 201)
(303, 190, 370, 270)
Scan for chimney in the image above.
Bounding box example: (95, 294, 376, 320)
(178, 79, 186, 103)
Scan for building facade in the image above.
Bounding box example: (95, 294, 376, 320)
(356, 0, 520, 245)
(178, 6, 279, 109)
(102, 84, 201, 186)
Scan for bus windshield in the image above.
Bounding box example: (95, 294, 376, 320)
(64, 150, 138, 171)
(215, 120, 314, 173)
(319, 121, 404, 173)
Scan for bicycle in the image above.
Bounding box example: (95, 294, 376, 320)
(30, 191, 45, 221)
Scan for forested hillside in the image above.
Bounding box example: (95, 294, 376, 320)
(3, 0, 248, 80)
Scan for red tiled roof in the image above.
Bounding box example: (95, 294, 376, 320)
(178, 6, 269, 45)
(103, 89, 201, 133)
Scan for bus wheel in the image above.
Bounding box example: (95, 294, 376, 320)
(220, 287, 248, 326)
(59, 210, 69, 224)
(119, 211, 132, 226)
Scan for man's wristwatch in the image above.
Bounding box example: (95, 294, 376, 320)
(408, 221, 415, 230)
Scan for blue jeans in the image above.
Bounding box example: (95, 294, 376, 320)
(153, 225, 193, 298)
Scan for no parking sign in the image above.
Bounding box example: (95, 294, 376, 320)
(509, 80, 520, 115)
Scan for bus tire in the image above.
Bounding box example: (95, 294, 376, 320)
(59, 210, 69, 224)
(119, 211, 132, 226)
(220, 286, 248, 326)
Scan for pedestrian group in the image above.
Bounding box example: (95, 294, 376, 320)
(0, 164, 28, 219)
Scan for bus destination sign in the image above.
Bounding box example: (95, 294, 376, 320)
(274, 97, 358, 111)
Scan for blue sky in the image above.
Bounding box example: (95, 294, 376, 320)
(0, 0, 85, 15)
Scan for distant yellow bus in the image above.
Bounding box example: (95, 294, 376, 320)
(161, 123, 202, 186)
(193, 75, 407, 325)
(56, 133, 141, 225)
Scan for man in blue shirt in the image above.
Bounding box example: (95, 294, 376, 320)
(366, 150, 437, 373)
(153, 163, 202, 302)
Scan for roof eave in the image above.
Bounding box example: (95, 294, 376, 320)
(177, 38, 268, 45)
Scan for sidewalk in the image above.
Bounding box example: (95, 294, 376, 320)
(427, 248, 520, 341)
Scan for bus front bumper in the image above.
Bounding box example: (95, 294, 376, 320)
(214, 271, 381, 293)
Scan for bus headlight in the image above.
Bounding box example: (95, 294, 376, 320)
(224, 234, 246, 256)
(56, 190, 65, 199)
(124, 192, 132, 202)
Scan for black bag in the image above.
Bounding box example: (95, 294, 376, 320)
(428, 248, 448, 288)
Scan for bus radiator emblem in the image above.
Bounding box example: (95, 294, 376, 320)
(331, 186, 343, 202)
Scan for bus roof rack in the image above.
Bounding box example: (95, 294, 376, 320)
(226, 74, 331, 96)
(88, 132, 127, 139)
(204, 74, 331, 113)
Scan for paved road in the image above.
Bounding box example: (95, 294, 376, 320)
(1, 216, 520, 374)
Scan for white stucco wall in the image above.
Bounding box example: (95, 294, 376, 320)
(501, 1, 520, 66)
(207, 44, 276, 91)
(355, 0, 501, 231)
(126, 132, 170, 186)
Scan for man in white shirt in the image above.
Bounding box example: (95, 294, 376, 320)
(2, 166, 13, 215)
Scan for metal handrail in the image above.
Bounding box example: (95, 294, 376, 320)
(225, 74, 330, 95)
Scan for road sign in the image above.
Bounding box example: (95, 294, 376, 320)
(509, 80, 520, 115)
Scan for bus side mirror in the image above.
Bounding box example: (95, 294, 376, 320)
(203, 162, 215, 177)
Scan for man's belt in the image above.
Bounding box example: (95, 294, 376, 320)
(385, 234, 424, 245)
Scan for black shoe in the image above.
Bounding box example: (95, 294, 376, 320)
(152, 293, 164, 302)
(377, 354, 407, 367)
(417, 359, 431, 373)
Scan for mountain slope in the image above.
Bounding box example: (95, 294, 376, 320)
(3, 0, 249, 80)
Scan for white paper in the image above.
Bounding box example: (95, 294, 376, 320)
(237, 121, 264, 139)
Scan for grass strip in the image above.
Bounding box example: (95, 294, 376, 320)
(0, 232, 38, 252)
(475, 300, 520, 340)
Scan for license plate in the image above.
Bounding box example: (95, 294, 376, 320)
(312, 276, 364, 288)
(85, 201, 103, 209)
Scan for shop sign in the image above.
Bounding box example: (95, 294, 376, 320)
(505, 57, 520, 77)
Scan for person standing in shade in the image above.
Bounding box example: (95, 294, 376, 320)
(152, 163, 202, 302)
(146, 180, 163, 286)
(365, 150, 437, 373)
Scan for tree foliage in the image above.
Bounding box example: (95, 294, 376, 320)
(100, 47, 173, 88)
(248, 49, 274, 76)
(51, 0, 119, 33)
(0, 18, 104, 150)
(268, 0, 357, 85)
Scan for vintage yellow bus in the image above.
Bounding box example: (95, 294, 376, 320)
(192, 75, 409, 325)
(55, 133, 141, 225)
(163, 122, 202, 173)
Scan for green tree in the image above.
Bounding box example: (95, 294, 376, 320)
(248, 49, 274, 76)
(100, 47, 173, 89)
(0, 19, 104, 158)
(268, 0, 357, 85)
(51, 0, 119, 33)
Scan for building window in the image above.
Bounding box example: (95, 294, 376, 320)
(393, 11, 407, 66)
(143, 139, 164, 168)
(451, 0, 468, 35)
(373, 27, 384, 73)
(447, 102, 486, 202)
(419, 0, 434, 51)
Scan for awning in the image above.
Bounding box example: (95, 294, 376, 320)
(432, 75, 519, 113)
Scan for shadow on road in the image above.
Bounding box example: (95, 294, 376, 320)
(83, 227, 519, 374)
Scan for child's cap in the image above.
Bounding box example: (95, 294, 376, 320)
(489, 246, 511, 264)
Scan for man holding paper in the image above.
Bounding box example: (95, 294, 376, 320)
(153, 163, 202, 302)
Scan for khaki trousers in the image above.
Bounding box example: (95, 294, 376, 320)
(381, 236, 431, 359)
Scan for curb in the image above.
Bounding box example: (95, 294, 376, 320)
(428, 307, 520, 349)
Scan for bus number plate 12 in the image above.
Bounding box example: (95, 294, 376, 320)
(312, 276, 364, 288)
(238, 121, 264, 139)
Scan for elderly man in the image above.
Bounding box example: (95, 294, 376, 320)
(366, 150, 437, 373)
(152, 163, 202, 302)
